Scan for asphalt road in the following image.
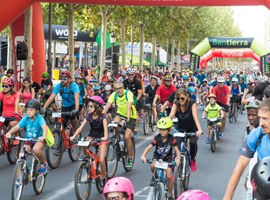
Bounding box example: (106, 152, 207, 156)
(0, 106, 248, 200)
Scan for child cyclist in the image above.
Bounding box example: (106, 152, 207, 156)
(70, 95, 108, 184)
(141, 117, 181, 200)
(6, 99, 48, 174)
(202, 94, 224, 144)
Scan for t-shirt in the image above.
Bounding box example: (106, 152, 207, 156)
(166, 92, 176, 103)
(0, 92, 20, 117)
(156, 84, 177, 104)
(196, 74, 206, 84)
(108, 91, 137, 119)
(18, 114, 46, 139)
(123, 79, 142, 97)
(239, 127, 270, 160)
(145, 84, 159, 104)
(41, 79, 53, 90)
(212, 85, 230, 105)
(86, 114, 106, 138)
(20, 89, 32, 104)
(151, 134, 177, 161)
(77, 83, 86, 98)
(204, 103, 222, 119)
(53, 82, 82, 107)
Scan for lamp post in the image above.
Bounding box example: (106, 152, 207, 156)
(110, 32, 117, 77)
(156, 45, 160, 72)
(180, 49, 184, 71)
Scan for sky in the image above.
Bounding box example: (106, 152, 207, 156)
(231, 6, 269, 44)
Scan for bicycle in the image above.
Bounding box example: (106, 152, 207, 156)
(11, 137, 46, 200)
(39, 94, 57, 124)
(146, 159, 176, 200)
(143, 100, 156, 135)
(0, 116, 21, 164)
(45, 111, 81, 169)
(74, 138, 108, 200)
(228, 94, 240, 123)
(106, 118, 136, 178)
(207, 118, 221, 153)
(173, 132, 195, 197)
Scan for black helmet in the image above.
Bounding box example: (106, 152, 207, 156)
(25, 99, 41, 111)
(251, 156, 270, 200)
(7, 69, 14, 74)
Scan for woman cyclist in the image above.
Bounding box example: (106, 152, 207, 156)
(19, 76, 35, 104)
(229, 77, 242, 110)
(143, 67, 151, 88)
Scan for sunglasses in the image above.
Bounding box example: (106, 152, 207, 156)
(106, 196, 125, 200)
(60, 77, 68, 81)
(115, 87, 123, 91)
(3, 85, 10, 88)
(176, 97, 186, 101)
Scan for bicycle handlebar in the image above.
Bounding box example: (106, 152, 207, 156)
(13, 136, 39, 143)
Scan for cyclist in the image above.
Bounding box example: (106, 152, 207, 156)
(223, 98, 270, 200)
(169, 88, 203, 172)
(177, 190, 211, 200)
(242, 82, 267, 105)
(212, 76, 230, 137)
(100, 81, 106, 92)
(117, 70, 127, 83)
(103, 82, 137, 168)
(93, 85, 103, 97)
(42, 70, 81, 139)
(229, 77, 242, 109)
(187, 82, 197, 102)
(102, 85, 113, 103)
(143, 67, 151, 88)
(18, 76, 35, 104)
(74, 74, 87, 119)
(6, 99, 48, 174)
(39, 72, 53, 100)
(198, 79, 210, 105)
(103, 177, 134, 200)
(202, 94, 223, 143)
(141, 117, 180, 200)
(70, 96, 108, 184)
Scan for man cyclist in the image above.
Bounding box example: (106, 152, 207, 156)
(39, 72, 53, 101)
(103, 82, 137, 168)
(42, 70, 81, 138)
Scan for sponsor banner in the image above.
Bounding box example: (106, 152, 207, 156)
(190, 52, 200, 70)
(261, 53, 270, 74)
(208, 37, 253, 48)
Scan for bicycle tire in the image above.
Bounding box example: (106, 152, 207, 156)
(45, 130, 63, 169)
(74, 161, 91, 200)
(106, 133, 118, 178)
(183, 154, 190, 191)
(68, 129, 81, 162)
(32, 159, 46, 194)
(151, 113, 157, 132)
(155, 182, 165, 200)
(210, 129, 216, 153)
(122, 137, 135, 172)
(174, 160, 184, 197)
(7, 136, 21, 165)
(228, 106, 234, 123)
(143, 112, 150, 135)
(11, 161, 25, 200)
(234, 104, 238, 122)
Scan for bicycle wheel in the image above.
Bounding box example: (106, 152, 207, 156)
(210, 129, 216, 153)
(143, 112, 150, 135)
(234, 104, 238, 122)
(106, 134, 118, 178)
(68, 129, 81, 162)
(183, 155, 190, 191)
(228, 107, 234, 123)
(45, 130, 63, 169)
(123, 137, 135, 172)
(11, 161, 25, 200)
(32, 160, 46, 194)
(174, 162, 184, 197)
(74, 161, 91, 200)
(7, 137, 21, 165)
(154, 182, 165, 200)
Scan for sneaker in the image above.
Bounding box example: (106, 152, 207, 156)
(125, 157, 133, 168)
(39, 163, 47, 174)
(190, 160, 197, 172)
(206, 138, 210, 144)
(150, 176, 155, 186)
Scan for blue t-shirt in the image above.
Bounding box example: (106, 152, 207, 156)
(18, 114, 46, 139)
(77, 83, 86, 98)
(239, 127, 270, 160)
(53, 82, 82, 107)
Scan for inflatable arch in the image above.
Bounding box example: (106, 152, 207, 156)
(190, 37, 270, 73)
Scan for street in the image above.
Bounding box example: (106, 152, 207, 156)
(0, 106, 248, 200)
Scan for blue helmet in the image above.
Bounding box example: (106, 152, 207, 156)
(100, 82, 106, 86)
(182, 75, 188, 80)
(188, 82, 195, 87)
(89, 79, 98, 84)
(187, 87, 196, 93)
(93, 85, 101, 91)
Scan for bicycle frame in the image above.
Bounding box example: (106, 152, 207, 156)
(0, 121, 17, 153)
(87, 147, 101, 179)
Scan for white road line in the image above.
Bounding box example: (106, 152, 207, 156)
(146, 187, 154, 200)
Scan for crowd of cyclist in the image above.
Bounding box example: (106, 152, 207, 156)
(1, 65, 270, 199)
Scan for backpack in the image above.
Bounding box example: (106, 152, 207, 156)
(114, 90, 137, 106)
(60, 82, 74, 96)
(255, 129, 265, 151)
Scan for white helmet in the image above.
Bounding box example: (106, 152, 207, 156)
(217, 76, 225, 83)
(104, 85, 112, 91)
(232, 77, 238, 82)
(126, 68, 135, 74)
(122, 70, 126, 76)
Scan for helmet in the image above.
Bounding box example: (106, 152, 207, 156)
(232, 77, 238, 82)
(187, 87, 196, 93)
(188, 82, 195, 87)
(251, 157, 270, 199)
(42, 72, 49, 78)
(6, 69, 14, 74)
(74, 74, 82, 79)
(104, 85, 112, 91)
(208, 94, 216, 99)
(89, 79, 98, 84)
(88, 96, 105, 106)
(93, 85, 101, 91)
(100, 82, 106, 86)
(122, 70, 127, 76)
(2, 77, 14, 86)
(217, 77, 225, 83)
(103, 177, 134, 200)
(157, 117, 173, 129)
(177, 190, 211, 200)
(126, 68, 135, 75)
(182, 75, 188, 80)
(202, 79, 208, 83)
(164, 74, 172, 81)
(245, 100, 260, 109)
(151, 76, 158, 81)
(135, 73, 142, 79)
(25, 99, 41, 111)
(60, 70, 71, 78)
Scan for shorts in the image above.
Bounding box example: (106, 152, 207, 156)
(25, 140, 46, 148)
(116, 114, 136, 131)
(217, 102, 229, 112)
(207, 119, 221, 127)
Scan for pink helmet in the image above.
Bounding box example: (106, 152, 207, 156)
(88, 96, 105, 106)
(177, 190, 211, 200)
(2, 77, 14, 86)
(103, 177, 134, 200)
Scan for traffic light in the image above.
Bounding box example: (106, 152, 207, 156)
(112, 53, 119, 64)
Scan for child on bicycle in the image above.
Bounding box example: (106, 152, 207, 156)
(6, 99, 48, 174)
(70, 95, 108, 184)
(202, 94, 224, 144)
(141, 117, 181, 200)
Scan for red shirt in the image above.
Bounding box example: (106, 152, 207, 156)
(0, 92, 20, 117)
(156, 84, 177, 104)
(212, 85, 230, 105)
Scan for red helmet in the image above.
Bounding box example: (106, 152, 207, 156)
(135, 73, 142, 79)
(2, 77, 14, 86)
(60, 70, 71, 78)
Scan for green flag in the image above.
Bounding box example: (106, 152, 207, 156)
(95, 29, 120, 49)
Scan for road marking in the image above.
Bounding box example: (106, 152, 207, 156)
(146, 187, 154, 200)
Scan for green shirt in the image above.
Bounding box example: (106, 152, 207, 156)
(204, 103, 222, 119)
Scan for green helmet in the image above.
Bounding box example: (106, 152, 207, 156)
(157, 117, 173, 129)
(42, 72, 49, 78)
(245, 100, 260, 109)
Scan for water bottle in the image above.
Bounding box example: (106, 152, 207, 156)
(119, 141, 124, 152)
